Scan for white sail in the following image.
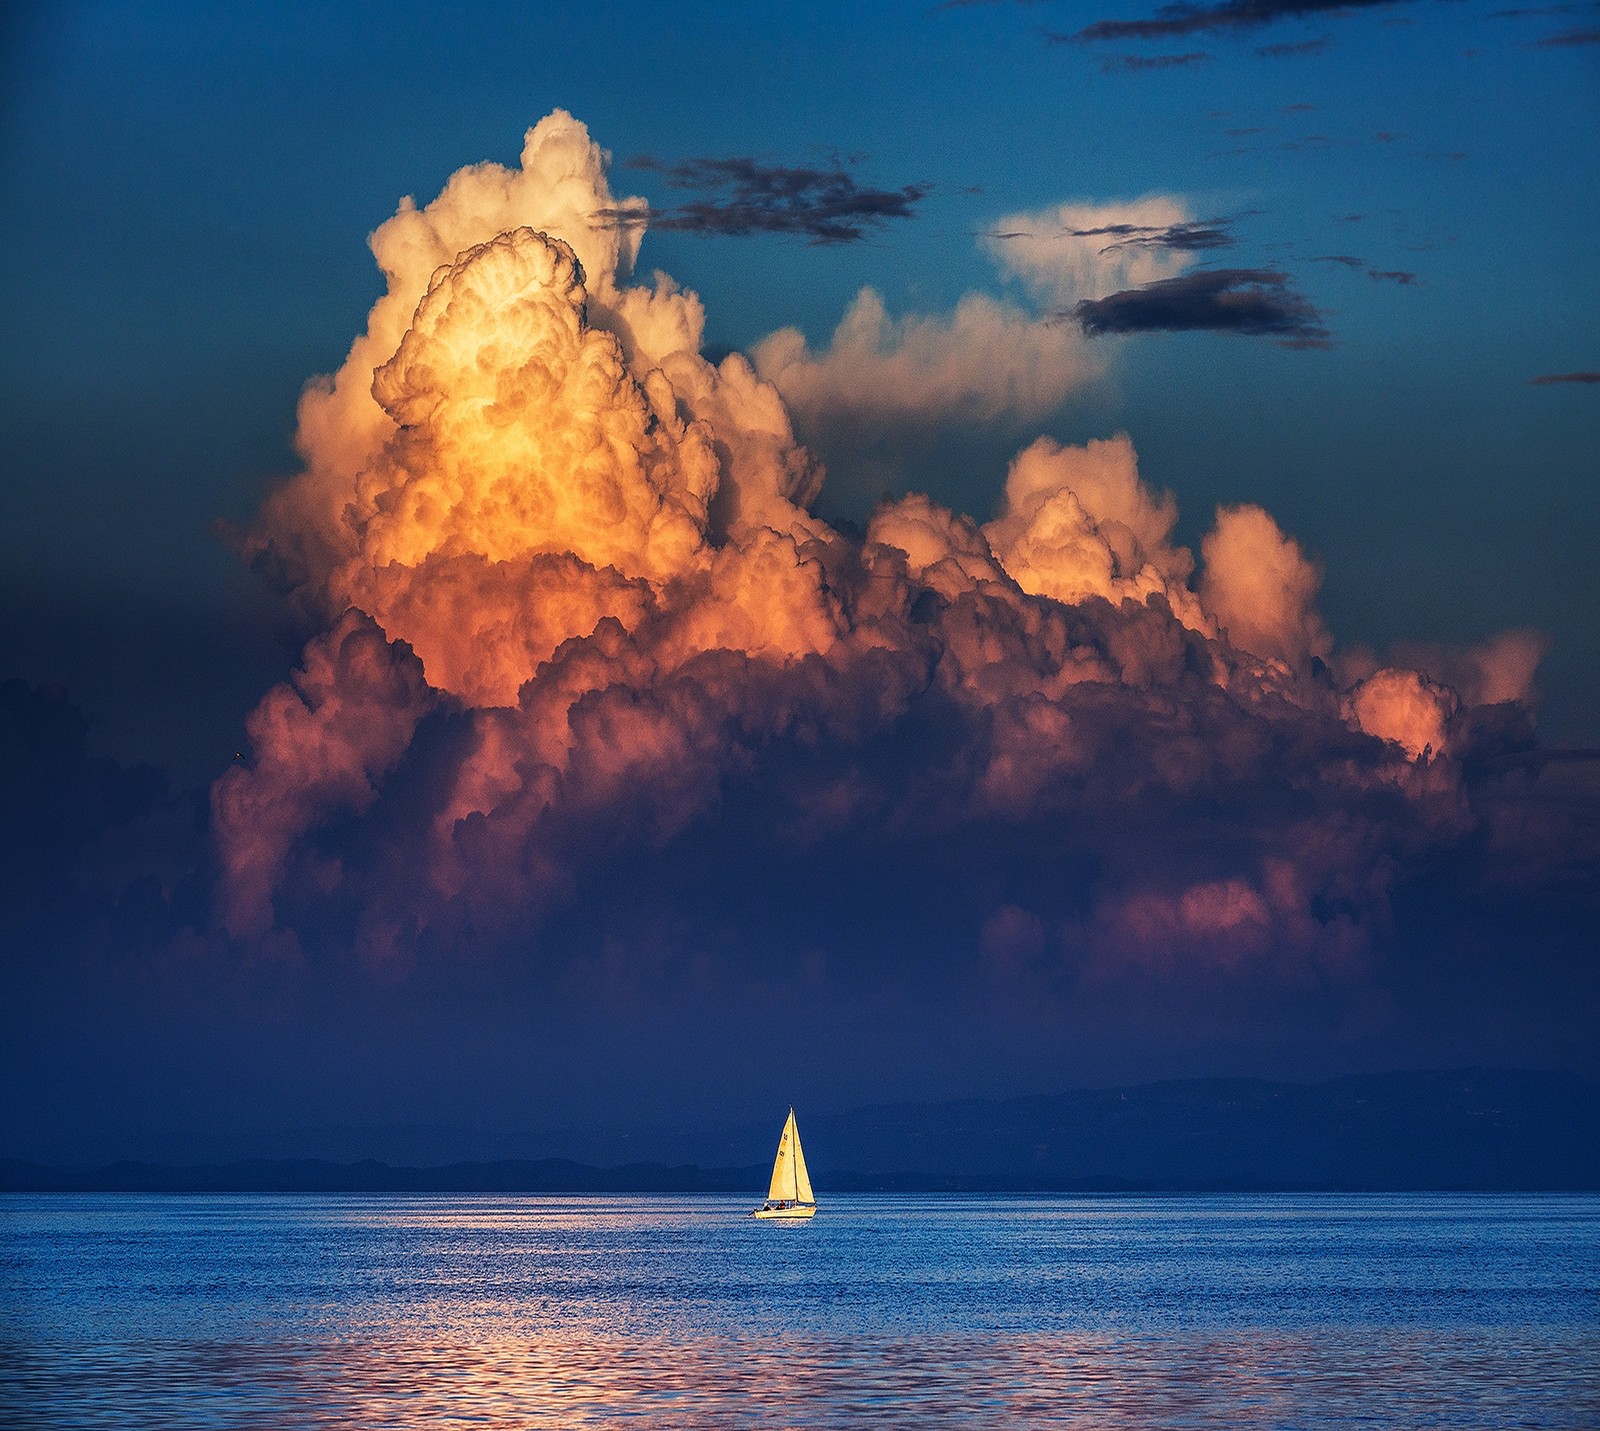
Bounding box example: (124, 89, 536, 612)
(766, 1108, 799, 1202)
(754, 1107, 816, 1217)
(792, 1118, 814, 1205)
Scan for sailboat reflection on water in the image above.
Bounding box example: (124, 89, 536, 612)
(752, 1107, 816, 1219)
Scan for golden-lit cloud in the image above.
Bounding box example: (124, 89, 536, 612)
(1345, 668, 1456, 760)
(1199, 503, 1332, 668)
(217, 113, 1549, 976)
(983, 434, 1211, 633)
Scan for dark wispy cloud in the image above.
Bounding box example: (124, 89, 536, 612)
(1063, 217, 1238, 252)
(1529, 25, 1600, 43)
(1072, 267, 1330, 344)
(1095, 49, 1213, 69)
(1258, 34, 1334, 54)
(1529, 371, 1600, 384)
(1070, 0, 1423, 44)
(1309, 256, 1419, 284)
(601, 156, 930, 245)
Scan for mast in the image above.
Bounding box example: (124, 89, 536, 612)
(791, 1108, 799, 1202)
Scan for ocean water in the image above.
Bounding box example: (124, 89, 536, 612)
(1, 1193, 1596, 1428)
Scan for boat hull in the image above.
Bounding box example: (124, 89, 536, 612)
(752, 1203, 816, 1219)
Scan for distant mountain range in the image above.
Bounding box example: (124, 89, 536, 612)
(5, 1069, 1597, 1192)
(0, 1157, 764, 1194)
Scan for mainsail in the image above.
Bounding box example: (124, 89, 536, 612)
(765, 1107, 814, 1205)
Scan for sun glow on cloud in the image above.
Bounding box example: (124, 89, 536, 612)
(216, 111, 1543, 979)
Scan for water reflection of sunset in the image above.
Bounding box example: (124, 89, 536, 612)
(5, 1194, 1596, 1428)
(23, 1326, 1590, 1428)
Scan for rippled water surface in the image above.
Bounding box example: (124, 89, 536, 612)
(2, 1193, 1596, 1427)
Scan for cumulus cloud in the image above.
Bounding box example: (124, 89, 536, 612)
(220, 112, 1552, 989)
(751, 287, 1100, 429)
(1345, 668, 1456, 760)
(1199, 504, 1331, 667)
(752, 196, 1208, 435)
(212, 613, 434, 937)
(1356, 629, 1549, 710)
(982, 434, 1211, 632)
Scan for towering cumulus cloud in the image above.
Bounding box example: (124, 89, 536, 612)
(217, 112, 1548, 988)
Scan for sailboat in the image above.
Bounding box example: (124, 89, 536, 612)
(752, 1107, 816, 1219)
